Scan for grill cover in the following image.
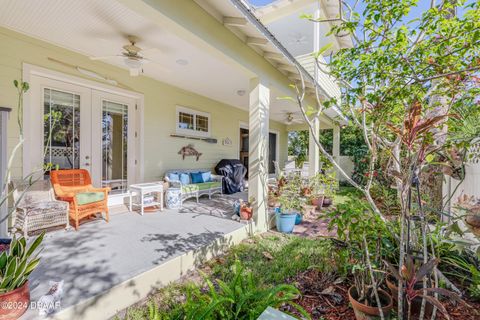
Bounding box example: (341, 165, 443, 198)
(215, 159, 247, 194)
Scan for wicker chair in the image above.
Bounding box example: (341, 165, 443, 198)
(50, 169, 110, 230)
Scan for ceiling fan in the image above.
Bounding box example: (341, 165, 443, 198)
(285, 112, 304, 125)
(89, 36, 155, 76)
(272, 110, 303, 125)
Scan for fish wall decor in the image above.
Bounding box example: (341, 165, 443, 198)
(178, 144, 203, 161)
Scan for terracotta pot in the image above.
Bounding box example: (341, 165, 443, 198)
(311, 195, 324, 209)
(267, 197, 279, 208)
(0, 281, 30, 320)
(386, 274, 433, 316)
(466, 214, 480, 228)
(348, 286, 393, 320)
(240, 207, 253, 220)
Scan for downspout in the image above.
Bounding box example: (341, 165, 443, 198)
(229, 0, 349, 124)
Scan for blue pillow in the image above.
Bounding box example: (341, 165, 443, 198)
(190, 172, 204, 184)
(201, 171, 212, 182)
(179, 173, 190, 185)
(167, 172, 180, 182)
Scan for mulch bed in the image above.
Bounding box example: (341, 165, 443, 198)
(281, 269, 355, 320)
(281, 268, 480, 320)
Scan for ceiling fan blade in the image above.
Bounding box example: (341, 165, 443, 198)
(90, 55, 122, 61)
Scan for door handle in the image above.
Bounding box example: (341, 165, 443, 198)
(84, 163, 90, 166)
(85, 156, 90, 160)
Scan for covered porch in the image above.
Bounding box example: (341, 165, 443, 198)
(0, 0, 348, 319)
(22, 194, 251, 320)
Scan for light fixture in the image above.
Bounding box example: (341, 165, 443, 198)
(124, 58, 142, 69)
(176, 59, 189, 66)
(236, 90, 246, 96)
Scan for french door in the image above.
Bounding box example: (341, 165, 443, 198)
(31, 75, 136, 192)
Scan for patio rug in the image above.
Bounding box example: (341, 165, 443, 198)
(179, 192, 247, 220)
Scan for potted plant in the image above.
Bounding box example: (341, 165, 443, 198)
(276, 175, 305, 233)
(384, 255, 465, 319)
(308, 172, 338, 209)
(239, 198, 254, 221)
(267, 187, 280, 208)
(0, 233, 44, 319)
(328, 200, 393, 320)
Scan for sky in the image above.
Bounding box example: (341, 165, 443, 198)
(247, 0, 469, 18)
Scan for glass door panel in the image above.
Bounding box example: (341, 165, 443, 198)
(102, 100, 129, 194)
(43, 88, 81, 171)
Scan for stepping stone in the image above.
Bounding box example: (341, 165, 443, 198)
(257, 307, 297, 320)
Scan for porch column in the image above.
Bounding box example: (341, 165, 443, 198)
(308, 118, 320, 177)
(333, 125, 340, 176)
(248, 77, 270, 233)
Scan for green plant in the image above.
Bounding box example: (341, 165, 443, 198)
(177, 260, 308, 320)
(308, 171, 338, 198)
(468, 265, 480, 300)
(277, 175, 306, 213)
(327, 199, 393, 311)
(0, 233, 44, 293)
(385, 255, 467, 318)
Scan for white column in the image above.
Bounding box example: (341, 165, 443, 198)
(308, 118, 320, 177)
(248, 78, 270, 233)
(333, 125, 340, 177)
(308, 3, 322, 178)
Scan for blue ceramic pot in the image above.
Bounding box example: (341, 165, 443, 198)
(275, 212, 297, 233)
(295, 213, 302, 225)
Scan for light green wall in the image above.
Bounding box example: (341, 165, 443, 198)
(0, 27, 288, 181)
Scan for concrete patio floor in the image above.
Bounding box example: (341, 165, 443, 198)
(22, 193, 250, 320)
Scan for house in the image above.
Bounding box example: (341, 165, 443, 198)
(0, 0, 350, 318)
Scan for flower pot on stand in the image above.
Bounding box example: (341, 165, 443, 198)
(348, 286, 393, 320)
(0, 281, 30, 320)
(275, 211, 297, 233)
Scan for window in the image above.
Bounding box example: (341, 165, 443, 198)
(176, 106, 210, 137)
(102, 100, 128, 193)
(44, 88, 81, 171)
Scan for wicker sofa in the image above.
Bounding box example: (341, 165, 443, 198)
(164, 169, 223, 205)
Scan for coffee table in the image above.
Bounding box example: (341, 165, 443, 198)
(129, 182, 164, 215)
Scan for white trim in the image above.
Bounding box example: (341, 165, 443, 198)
(23, 64, 143, 100)
(175, 105, 211, 138)
(22, 63, 145, 183)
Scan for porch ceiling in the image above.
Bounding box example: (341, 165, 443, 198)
(0, 0, 303, 124)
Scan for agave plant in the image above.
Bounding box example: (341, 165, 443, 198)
(0, 233, 44, 293)
(385, 255, 466, 319)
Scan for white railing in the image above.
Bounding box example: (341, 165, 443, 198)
(296, 53, 341, 101)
